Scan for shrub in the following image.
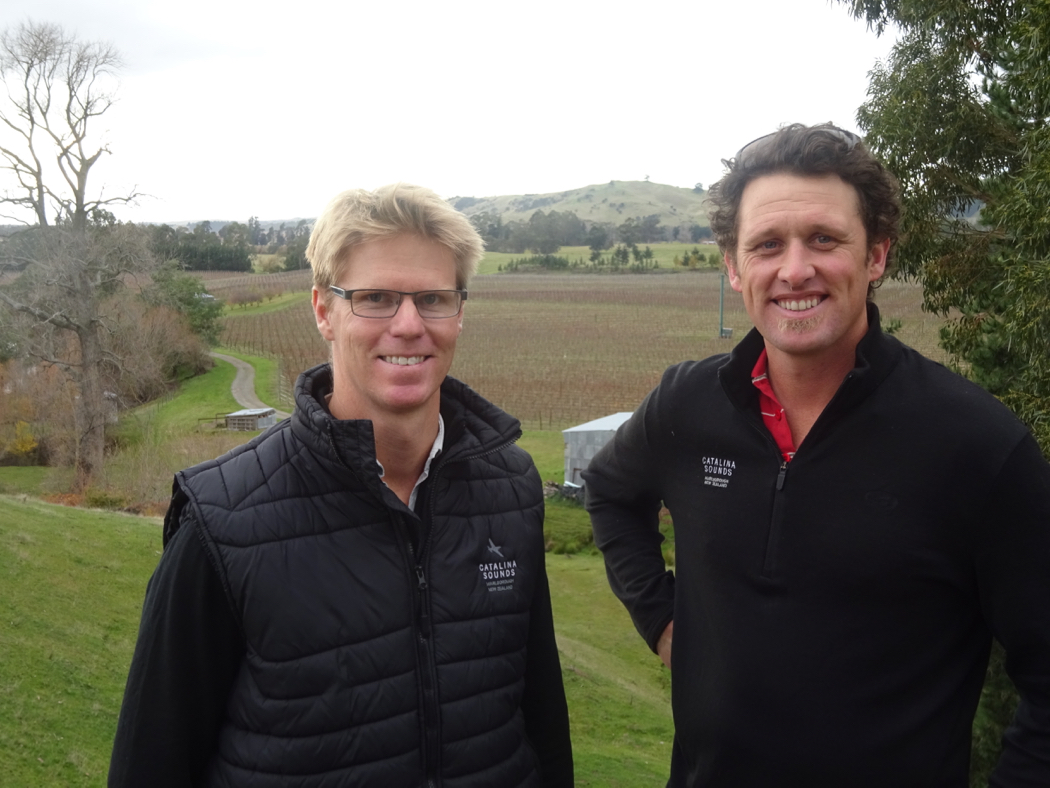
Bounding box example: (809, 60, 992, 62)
(83, 487, 130, 510)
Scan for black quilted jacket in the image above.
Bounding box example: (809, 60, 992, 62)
(161, 364, 570, 787)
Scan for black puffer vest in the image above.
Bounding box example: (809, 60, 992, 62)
(167, 364, 546, 787)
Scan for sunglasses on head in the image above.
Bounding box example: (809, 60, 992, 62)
(734, 126, 862, 166)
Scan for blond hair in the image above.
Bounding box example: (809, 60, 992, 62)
(306, 183, 484, 292)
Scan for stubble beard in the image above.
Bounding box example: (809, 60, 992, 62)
(777, 315, 822, 334)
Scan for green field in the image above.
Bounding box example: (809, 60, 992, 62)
(0, 497, 164, 786)
(476, 243, 721, 275)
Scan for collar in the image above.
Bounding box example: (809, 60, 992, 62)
(376, 414, 445, 510)
(751, 349, 795, 462)
(719, 302, 903, 418)
(291, 365, 522, 503)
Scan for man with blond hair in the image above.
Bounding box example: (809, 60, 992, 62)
(111, 184, 573, 787)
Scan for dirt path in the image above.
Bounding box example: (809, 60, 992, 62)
(210, 352, 292, 420)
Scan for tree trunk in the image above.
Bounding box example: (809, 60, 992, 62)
(71, 323, 106, 492)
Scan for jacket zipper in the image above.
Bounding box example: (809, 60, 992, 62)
(761, 459, 789, 578)
(740, 413, 789, 579)
(753, 369, 856, 578)
(392, 517, 441, 788)
(407, 430, 521, 788)
(411, 543, 441, 788)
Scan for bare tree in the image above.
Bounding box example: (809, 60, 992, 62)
(0, 21, 146, 490)
(0, 21, 134, 229)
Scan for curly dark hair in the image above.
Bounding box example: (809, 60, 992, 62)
(706, 123, 901, 291)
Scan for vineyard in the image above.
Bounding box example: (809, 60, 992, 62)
(220, 271, 948, 431)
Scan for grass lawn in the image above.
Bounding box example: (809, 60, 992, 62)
(518, 429, 564, 483)
(223, 291, 310, 316)
(549, 553, 672, 785)
(0, 496, 163, 786)
(120, 360, 239, 437)
(0, 494, 671, 786)
(0, 466, 72, 496)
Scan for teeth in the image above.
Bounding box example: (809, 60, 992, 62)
(383, 356, 425, 366)
(778, 297, 821, 311)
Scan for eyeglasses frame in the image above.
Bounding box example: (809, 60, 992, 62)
(328, 286, 468, 319)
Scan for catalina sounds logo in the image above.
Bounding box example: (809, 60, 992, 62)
(479, 539, 516, 593)
(703, 456, 736, 489)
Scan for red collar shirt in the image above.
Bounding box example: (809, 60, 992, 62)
(751, 349, 795, 463)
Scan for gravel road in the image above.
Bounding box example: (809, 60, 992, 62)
(209, 352, 292, 421)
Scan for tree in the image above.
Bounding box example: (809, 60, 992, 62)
(0, 21, 143, 489)
(145, 264, 225, 346)
(838, 1, 1050, 782)
(0, 22, 131, 230)
(839, 0, 1050, 450)
(247, 215, 265, 245)
(690, 223, 712, 243)
(282, 234, 309, 271)
(148, 221, 253, 271)
(617, 217, 642, 245)
(587, 223, 611, 253)
(639, 214, 663, 243)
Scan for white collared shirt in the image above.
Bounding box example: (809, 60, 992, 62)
(376, 415, 445, 510)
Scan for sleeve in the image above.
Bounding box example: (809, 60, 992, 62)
(521, 553, 574, 787)
(583, 390, 675, 653)
(108, 506, 245, 788)
(976, 434, 1050, 786)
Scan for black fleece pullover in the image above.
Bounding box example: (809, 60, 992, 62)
(585, 305, 1050, 787)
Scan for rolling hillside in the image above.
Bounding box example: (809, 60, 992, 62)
(449, 180, 709, 228)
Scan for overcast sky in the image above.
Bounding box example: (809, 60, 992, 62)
(2, 0, 898, 225)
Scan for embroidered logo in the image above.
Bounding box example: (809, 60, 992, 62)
(479, 538, 516, 593)
(702, 456, 736, 489)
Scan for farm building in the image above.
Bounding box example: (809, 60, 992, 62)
(225, 407, 277, 431)
(562, 412, 633, 488)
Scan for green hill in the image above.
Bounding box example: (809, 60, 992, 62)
(449, 180, 708, 228)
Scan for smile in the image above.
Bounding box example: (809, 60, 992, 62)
(776, 296, 824, 312)
(381, 356, 426, 366)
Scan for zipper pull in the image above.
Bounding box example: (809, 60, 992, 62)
(776, 462, 788, 491)
(416, 565, 431, 638)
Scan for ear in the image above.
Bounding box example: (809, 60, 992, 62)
(725, 252, 743, 293)
(867, 238, 891, 282)
(312, 287, 335, 342)
(456, 301, 465, 334)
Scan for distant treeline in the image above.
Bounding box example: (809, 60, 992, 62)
(501, 244, 721, 274)
(148, 217, 312, 272)
(144, 207, 713, 270)
(470, 209, 711, 255)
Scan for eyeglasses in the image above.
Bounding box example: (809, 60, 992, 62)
(328, 287, 468, 319)
(734, 126, 862, 166)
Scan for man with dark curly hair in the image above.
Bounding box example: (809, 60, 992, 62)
(585, 123, 1050, 786)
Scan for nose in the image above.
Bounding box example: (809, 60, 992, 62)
(388, 294, 426, 336)
(778, 241, 815, 288)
